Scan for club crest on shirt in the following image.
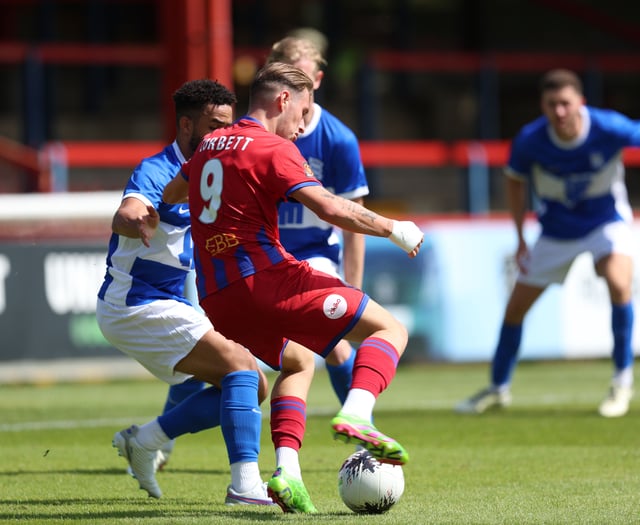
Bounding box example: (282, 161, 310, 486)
(303, 162, 315, 178)
(323, 294, 347, 319)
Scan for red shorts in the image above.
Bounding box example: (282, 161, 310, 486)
(200, 258, 368, 370)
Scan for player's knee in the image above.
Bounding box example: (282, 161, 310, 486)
(325, 340, 352, 366)
(281, 343, 316, 374)
(394, 323, 409, 354)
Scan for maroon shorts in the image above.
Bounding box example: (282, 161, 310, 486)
(200, 258, 368, 370)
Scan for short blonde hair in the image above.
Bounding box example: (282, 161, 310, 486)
(267, 36, 328, 71)
(250, 62, 314, 102)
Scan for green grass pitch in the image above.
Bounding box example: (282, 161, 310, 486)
(1, 359, 639, 524)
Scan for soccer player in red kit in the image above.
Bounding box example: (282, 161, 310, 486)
(163, 62, 423, 513)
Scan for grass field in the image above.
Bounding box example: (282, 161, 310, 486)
(2, 359, 639, 524)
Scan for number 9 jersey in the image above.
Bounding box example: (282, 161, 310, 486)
(181, 117, 322, 299)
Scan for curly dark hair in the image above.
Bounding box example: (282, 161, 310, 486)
(172, 79, 237, 125)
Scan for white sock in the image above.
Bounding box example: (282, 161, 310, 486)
(135, 419, 169, 450)
(230, 461, 261, 493)
(613, 367, 634, 389)
(340, 388, 375, 422)
(275, 446, 301, 479)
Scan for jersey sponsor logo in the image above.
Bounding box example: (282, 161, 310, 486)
(205, 232, 239, 255)
(323, 293, 347, 319)
(178, 205, 189, 214)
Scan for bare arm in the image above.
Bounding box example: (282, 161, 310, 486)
(505, 173, 529, 270)
(163, 172, 189, 204)
(292, 185, 392, 237)
(341, 197, 365, 288)
(291, 184, 423, 257)
(112, 196, 159, 248)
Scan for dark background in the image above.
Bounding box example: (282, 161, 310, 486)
(1, 0, 640, 212)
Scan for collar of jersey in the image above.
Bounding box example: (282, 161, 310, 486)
(547, 105, 590, 150)
(299, 103, 322, 138)
(237, 116, 265, 128)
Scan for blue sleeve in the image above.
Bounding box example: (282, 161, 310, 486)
(329, 131, 368, 196)
(594, 108, 640, 147)
(124, 157, 166, 208)
(506, 132, 533, 179)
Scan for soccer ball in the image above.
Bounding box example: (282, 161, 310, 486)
(337, 450, 404, 513)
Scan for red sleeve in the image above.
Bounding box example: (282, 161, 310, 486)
(269, 141, 320, 197)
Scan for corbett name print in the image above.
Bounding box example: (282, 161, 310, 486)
(198, 135, 254, 152)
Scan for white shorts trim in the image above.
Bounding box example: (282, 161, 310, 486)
(96, 298, 213, 384)
(518, 221, 636, 287)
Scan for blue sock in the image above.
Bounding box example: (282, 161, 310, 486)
(491, 323, 522, 387)
(326, 346, 355, 405)
(612, 302, 634, 370)
(157, 386, 221, 439)
(220, 371, 261, 464)
(163, 378, 206, 414)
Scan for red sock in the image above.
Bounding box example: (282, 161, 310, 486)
(270, 396, 306, 450)
(351, 337, 400, 397)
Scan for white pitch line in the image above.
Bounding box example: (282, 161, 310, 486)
(0, 417, 154, 433)
(0, 393, 602, 433)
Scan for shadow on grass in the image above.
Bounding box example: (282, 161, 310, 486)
(0, 497, 352, 521)
(0, 467, 231, 476)
(0, 498, 283, 523)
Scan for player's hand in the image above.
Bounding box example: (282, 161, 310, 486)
(138, 205, 160, 247)
(389, 220, 424, 258)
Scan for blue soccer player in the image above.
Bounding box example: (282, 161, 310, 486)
(96, 79, 273, 504)
(456, 68, 640, 417)
(266, 34, 370, 405)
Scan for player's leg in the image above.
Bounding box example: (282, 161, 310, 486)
(266, 341, 318, 513)
(331, 298, 410, 465)
(493, 281, 546, 387)
(324, 339, 356, 405)
(455, 281, 545, 414)
(304, 257, 356, 405)
(156, 268, 207, 466)
(158, 378, 206, 468)
(596, 251, 634, 417)
(113, 384, 224, 499)
(174, 329, 271, 503)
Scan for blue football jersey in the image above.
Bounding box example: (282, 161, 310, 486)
(278, 104, 369, 264)
(98, 142, 193, 306)
(507, 106, 640, 239)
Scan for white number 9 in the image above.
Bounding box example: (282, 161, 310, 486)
(198, 158, 223, 224)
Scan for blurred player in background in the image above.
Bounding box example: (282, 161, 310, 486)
(456, 69, 640, 418)
(96, 79, 273, 504)
(163, 62, 423, 513)
(267, 34, 369, 405)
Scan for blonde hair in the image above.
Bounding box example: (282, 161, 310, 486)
(249, 62, 314, 102)
(267, 36, 328, 71)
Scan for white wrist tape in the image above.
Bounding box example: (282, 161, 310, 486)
(388, 220, 423, 253)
